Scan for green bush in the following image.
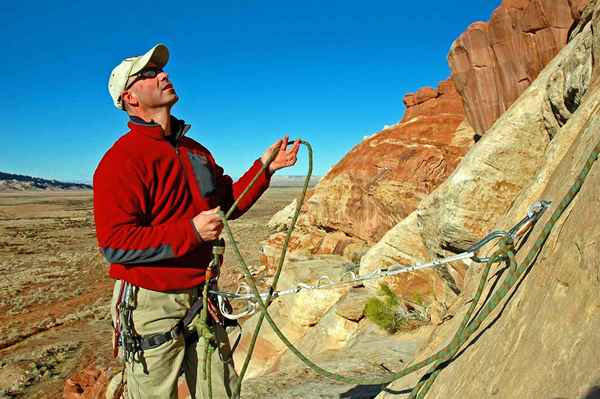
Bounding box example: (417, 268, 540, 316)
(377, 282, 400, 307)
(363, 283, 406, 334)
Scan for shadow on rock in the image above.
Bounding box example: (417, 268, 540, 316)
(340, 383, 412, 399)
(584, 386, 600, 399)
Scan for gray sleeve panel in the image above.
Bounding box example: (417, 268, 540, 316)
(101, 245, 175, 264)
(188, 152, 216, 197)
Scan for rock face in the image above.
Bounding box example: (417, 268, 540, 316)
(402, 80, 465, 123)
(240, 2, 598, 398)
(63, 364, 109, 399)
(377, 3, 600, 397)
(419, 0, 593, 257)
(233, 255, 353, 378)
(359, 211, 467, 325)
(449, 0, 589, 135)
(265, 199, 297, 233)
(244, 2, 591, 395)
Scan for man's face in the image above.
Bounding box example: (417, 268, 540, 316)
(123, 63, 178, 110)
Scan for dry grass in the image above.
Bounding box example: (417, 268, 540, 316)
(0, 187, 300, 397)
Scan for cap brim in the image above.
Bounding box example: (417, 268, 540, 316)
(130, 43, 169, 75)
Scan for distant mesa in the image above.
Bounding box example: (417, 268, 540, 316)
(0, 171, 317, 192)
(269, 175, 321, 187)
(0, 171, 92, 191)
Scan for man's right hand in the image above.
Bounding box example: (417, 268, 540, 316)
(192, 206, 223, 241)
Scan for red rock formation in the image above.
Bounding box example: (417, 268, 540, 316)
(313, 80, 469, 244)
(64, 365, 192, 399)
(449, 0, 589, 134)
(402, 80, 465, 122)
(308, 80, 469, 243)
(260, 0, 589, 266)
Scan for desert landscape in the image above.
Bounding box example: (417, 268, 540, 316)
(0, 187, 304, 398)
(4, 1, 600, 398)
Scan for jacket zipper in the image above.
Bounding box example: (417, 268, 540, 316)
(171, 126, 203, 208)
(173, 140, 199, 206)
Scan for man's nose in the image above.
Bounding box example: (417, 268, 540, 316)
(158, 70, 169, 80)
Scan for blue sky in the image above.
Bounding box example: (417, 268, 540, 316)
(1, 1, 500, 183)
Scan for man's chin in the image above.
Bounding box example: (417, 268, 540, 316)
(166, 94, 179, 107)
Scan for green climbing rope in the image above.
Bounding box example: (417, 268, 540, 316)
(410, 243, 516, 398)
(231, 141, 313, 398)
(410, 142, 600, 397)
(216, 135, 600, 398)
(195, 244, 225, 399)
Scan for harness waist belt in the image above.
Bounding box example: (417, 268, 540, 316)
(139, 295, 205, 350)
(140, 321, 199, 350)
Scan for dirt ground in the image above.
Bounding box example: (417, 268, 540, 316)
(0, 187, 302, 398)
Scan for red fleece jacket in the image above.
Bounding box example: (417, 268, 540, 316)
(93, 116, 270, 291)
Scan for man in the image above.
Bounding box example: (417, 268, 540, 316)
(94, 43, 299, 399)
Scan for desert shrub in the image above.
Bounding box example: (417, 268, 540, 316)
(364, 297, 403, 333)
(363, 283, 406, 334)
(377, 282, 400, 307)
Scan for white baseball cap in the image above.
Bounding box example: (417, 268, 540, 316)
(108, 43, 169, 109)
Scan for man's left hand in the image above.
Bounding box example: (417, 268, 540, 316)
(261, 136, 301, 174)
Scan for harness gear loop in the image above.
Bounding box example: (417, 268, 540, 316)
(116, 282, 149, 373)
(112, 281, 127, 358)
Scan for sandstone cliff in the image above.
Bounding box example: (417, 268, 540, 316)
(238, 1, 598, 398)
(378, 1, 600, 396)
(449, 0, 589, 134)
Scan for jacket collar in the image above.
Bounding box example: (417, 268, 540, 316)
(128, 115, 191, 142)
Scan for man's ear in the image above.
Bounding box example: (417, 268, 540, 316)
(121, 89, 139, 109)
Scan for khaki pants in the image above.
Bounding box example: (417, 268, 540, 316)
(110, 280, 238, 399)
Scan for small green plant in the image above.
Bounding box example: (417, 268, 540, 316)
(377, 282, 400, 307)
(363, 283, 406, 334)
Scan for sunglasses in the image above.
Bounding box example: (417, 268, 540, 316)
(125, 67, 163, 89)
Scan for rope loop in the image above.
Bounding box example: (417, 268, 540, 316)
(216, 294, 257, 320)
(340, 271, 357, 283)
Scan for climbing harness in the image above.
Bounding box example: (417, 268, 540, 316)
(114, 281, 203, 366)
(112, 238, 240, 398)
